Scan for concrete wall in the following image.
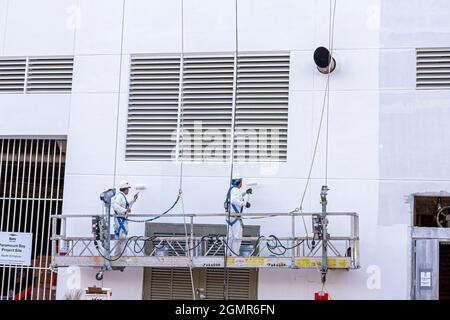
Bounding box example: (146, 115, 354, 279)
(1, 0, 450, 299)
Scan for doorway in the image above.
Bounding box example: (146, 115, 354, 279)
(439, 242, 450, 300)
(0, 139, 66, 300)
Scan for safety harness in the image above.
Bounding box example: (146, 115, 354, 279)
(114, 192, 129, 237)
(224, 180, 244, 227)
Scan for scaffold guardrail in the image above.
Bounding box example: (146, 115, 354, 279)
(50, 212, 359, 270)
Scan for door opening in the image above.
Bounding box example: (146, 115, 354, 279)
(0, 139, 66, 300)
(439, 242, 450, 300)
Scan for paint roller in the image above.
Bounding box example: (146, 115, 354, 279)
(132, 184, 147, 200)
(134, 184, 147, 191)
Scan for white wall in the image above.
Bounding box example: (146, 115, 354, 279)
(0, 95, 70, 137)
(56, 266, 144, 300)
(2, 0, 450, 300)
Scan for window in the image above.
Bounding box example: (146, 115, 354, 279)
(416, 48, 450, 90)
(125, 52, 290, 162)
(413, 195, 450, 227)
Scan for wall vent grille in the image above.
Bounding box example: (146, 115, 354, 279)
(26, 57, 74, 93)
(235, 53, 289, 162)
(0, 58, 26, 93)
(126, 52, 290, 162)
(126, 56, 181, 160)
(417, 48, 450, 90)
(180, 55, 234, 161)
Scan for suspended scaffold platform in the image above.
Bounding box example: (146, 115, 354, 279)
(50, 212, 360, 270)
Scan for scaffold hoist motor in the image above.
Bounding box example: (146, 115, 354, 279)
(93, 188, 116, 281)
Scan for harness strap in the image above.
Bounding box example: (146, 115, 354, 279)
(114, 217, 128, 236)
(121, 192, 129, 209)
(225, 181, 245, 227)
(114, 192, 129, 236)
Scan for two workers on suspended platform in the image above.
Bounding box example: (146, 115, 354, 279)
(110, 174, 253, 257)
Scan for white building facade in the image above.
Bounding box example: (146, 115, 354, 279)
(0, 0, 450, 300)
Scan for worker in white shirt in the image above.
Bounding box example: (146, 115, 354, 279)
(224, 173, 252, 256)
(111, 180, 138, 257)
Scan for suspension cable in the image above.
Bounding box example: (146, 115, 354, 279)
(325, 0, 337, 186)
(292, 0, 338, 251)
(223, 0, 240, 300)
(176, 0, 196, 300)
(111, 0, 127, 189)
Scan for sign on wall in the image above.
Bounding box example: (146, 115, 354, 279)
(0, 232, 33, 266)
(419, 268, 432, 290)
(84, 287, 112, 300)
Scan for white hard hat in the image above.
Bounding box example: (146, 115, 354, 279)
(118, 179, 131, 190)
(232, 172, 242, 180)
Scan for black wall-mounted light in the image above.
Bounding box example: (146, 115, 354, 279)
(314, 46, 336, 74)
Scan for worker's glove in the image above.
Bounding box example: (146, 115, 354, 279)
(245, 202, 251, 208)
(246, 188, 253, 195)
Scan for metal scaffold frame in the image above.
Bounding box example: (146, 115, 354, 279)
(50, 212, 360, 271)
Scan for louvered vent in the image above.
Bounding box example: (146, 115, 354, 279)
(126, 52, 290, 162)
(180, 55, 234, 161)
(126, 56, 181, 160)
(26, 57, 74, 93)
(417, 48, 450, 89)
(143, 267, 257, 300)
(235, 53, 289, 162)
(145, 268, 193, 300)
(0, 58, 26, 93)
(205, 268, 256, 300)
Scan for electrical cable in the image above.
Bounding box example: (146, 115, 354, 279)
(266, 235, 305, 256)
(123, 190, 182, 223)
(95, 236, 141, 262)
(96, 233, 308, 264)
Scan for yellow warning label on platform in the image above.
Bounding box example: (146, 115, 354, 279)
(327, 258, 337, 268)
(244, 257, 265, 266)
(296, 258, 321, 268)
(295, 258, 349, 268)
(226, 257, 265, 266)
